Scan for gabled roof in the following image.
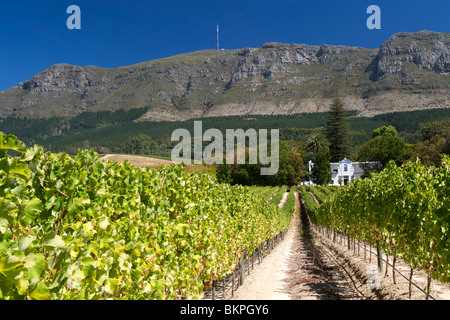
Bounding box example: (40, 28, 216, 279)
(325, 158, 379, 174)
(311, 159, 379, 174)
(353, 161, 379, 173)
(338, 158, 352, 164)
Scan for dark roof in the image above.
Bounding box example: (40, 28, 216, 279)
(311, 159, 379, 174)
(354, 162, 379, 173)
(330, 163, 339, 172)
(328, 160, 378, 174)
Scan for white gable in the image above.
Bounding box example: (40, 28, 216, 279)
(339, 158, 352, 164)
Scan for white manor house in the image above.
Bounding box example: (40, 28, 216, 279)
(308, 158, 377, 186)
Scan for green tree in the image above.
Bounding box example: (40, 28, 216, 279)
(326, 98, 350, 162)
(310, 146, 332, 186)
(271, 141, 305, 186)
(215, 140, 305, 186)
(215, 162, 233, 184)
(356, 125, 406, 171)
(372, 125, 398, 138)
(115, 134, 158, 155)
(306, 132, 329, 153)
(411, 119, 450, 166)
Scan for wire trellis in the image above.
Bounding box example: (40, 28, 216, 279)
(202, 230, 288, 300)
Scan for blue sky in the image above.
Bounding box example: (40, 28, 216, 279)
(0, 0, 448, 91)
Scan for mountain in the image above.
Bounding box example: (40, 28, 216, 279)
(0, 30, 449, 121)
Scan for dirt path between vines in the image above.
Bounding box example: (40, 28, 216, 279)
(232, 191, 362, 300)
(231, 192, 450, 300)
(231, 198, 297, 300)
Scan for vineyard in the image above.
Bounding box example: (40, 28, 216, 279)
(0, 132, 294, 300)
(1, 129, 449, 300)
(299, 157, 450, 296)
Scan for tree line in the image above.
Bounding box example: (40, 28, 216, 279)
(308, 98, 450, 185)
(0, 104, 449, 186)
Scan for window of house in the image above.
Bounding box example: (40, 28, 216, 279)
(344, 164, 348, 171)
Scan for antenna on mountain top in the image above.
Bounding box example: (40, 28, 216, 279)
(217, 23, 219, 51)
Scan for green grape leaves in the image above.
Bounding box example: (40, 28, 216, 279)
(311, 156, 450, 283)
(0, 131, 293, 300)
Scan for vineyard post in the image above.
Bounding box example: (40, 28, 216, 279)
(392, 256, 397, 284)
(256, 246, 259, 264)
(408, 266, 413, 298)
(239, 259, 244, 286)
(231, 271, 235, 297)
(426, 274, 431, 300)
(251, 251, 254, 271)
(376, 240, 383, 274)
(384, 254, 389, 277)
(347, 233, 351, 251)
(364, 241, 366, 261)
(245, 256, 248, 276)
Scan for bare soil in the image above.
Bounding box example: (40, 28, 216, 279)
(99, 154, 175, 168)
(230, 210, 297, 300)
(231, 192, 450, 300)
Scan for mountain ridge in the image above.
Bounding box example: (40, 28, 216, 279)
(0, 30, 449, 121)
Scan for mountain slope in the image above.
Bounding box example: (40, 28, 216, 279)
(0, 30, 449, 121)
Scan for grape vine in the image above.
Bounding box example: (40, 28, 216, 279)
(307, 157, 449, 283)
(0, 132, 293, 299)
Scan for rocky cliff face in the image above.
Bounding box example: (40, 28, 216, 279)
(0, 30, 448, 121)
(370, 31, 450, 81)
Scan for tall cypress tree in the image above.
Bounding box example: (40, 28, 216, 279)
(326, 98, 350, 162)
(310, 146, 332, 186)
